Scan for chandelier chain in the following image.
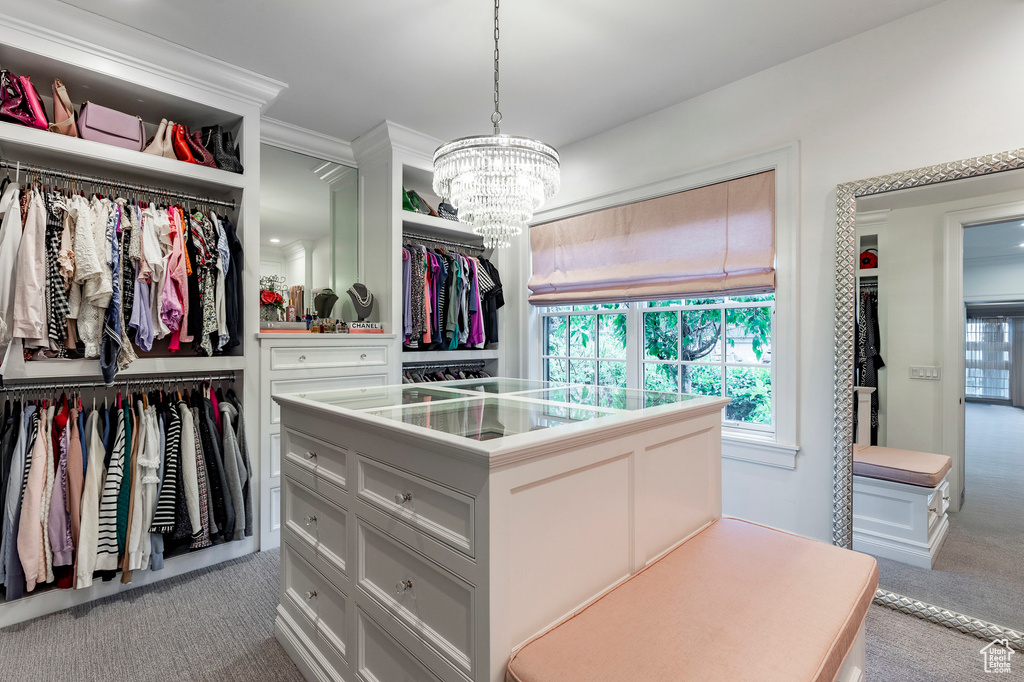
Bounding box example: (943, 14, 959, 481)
(492, 0, 501, 133)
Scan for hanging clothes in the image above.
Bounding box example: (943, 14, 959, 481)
(0, 184, 241, 382)
(856, 289, 885, 445)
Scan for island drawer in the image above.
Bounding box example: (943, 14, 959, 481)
(356, 455, 475, 558)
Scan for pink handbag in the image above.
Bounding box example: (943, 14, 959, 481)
(78, 102, 144, 151)
(0, 71, 48, 130)
(48, 79, 78, 137)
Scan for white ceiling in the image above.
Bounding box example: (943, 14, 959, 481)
(58, 0, 945, 148)
(964, 219, 1024, 261)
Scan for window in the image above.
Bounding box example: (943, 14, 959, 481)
(540, 294, 775, 433)
(965, 318, 1011, 400)
(543, 304, 629, 387)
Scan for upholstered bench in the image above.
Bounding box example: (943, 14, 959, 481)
(506, 518, 878, 682)
(852, 387, 952, 568)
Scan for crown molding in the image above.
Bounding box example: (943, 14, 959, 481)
(351, 120, 442, 165)
(0, 2, 286, 112)
(261, 118, 356, 167)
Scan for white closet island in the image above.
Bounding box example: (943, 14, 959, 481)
(274, 378, 727, 682)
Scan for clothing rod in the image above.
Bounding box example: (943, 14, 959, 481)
(402, 360, 488, 371)
(403, 232, 486, 252)
(0, 158, 236, 210)
(1, 371, 237, 393)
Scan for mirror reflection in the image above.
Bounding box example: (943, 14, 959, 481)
(258, 143, 358, 326)
(851, 169, 1024, 632)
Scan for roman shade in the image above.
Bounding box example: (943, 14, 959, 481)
(528, 171, 775, 305)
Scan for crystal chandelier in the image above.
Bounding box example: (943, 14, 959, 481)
(432, 0, 560, 249)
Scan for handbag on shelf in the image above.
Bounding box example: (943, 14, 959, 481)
(407, 190, 438, 217)
(860, 248, 878, 269)
(78, 102, 145, 151)
(48, 78, 78, 137)
(437, 201, 458, 221)
(0, 70, 49, 130)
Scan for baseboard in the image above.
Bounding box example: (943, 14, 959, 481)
(276, 608, 344, 682)
(854, 533, 934, 569)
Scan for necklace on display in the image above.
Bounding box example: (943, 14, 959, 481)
(348, 285, 373, 308)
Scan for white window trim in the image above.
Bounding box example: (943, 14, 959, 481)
(526, 143, 800, 469)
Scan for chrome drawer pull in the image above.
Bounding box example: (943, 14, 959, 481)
(305, 451, 317, 460)
(298, 354, 307, 362)
(305, 590, 317, 601)
(396, 580, 413, 594)
(304, 515, 317, 526)
(395, 492, 413, 506)
(360, 353, 367, 360)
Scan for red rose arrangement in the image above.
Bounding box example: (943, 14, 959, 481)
(260, 289, 284, 306)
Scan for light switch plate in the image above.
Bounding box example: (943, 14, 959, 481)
(910, 365, 941, 380)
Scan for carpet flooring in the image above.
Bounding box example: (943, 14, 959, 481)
(874, 402, 1024, 631)
(0, 543, 1012, 681)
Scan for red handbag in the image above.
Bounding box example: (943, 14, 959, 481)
(0, 70, 48, 130)
(860, 248, 878, 269)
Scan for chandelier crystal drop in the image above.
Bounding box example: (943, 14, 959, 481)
(432, 0, 560, 250)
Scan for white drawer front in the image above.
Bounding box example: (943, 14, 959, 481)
(284, 478, 348, 580)
(357, 456, 474, 557)
(356, 608, 442, 682)
(283, 543, 349, 664)
(285, 429, 348, 493)
(271, 344, 388, 371)
(272, 374, 387, 423)
(357, 521, 475, 676)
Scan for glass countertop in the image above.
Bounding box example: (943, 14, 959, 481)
(363, 397, 615, 441)
(293, 385, 476, 411)
(439, 378, 560, 394)
(512, 386, 699, 411)
(286, 378, 722, 443)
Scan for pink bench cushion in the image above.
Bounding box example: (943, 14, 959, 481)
(506, 518, 878, 682)
(854, 446, 952, 488)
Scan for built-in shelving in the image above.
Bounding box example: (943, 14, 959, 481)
(401, 348, 500, 364)
(0, 121, 244, 195)
(0, 5, 281, 627)
(401, 212, 481, 242)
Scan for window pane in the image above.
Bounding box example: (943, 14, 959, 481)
(684, 297, 724, 306)
(726, 366, 772, 425)
(680, 309, 722, 362)
(728, 294, 775, 303)
(546, 316, 567, 357)
(546, 305, 572, 312)
(644, 311, 679, 360)
(644, 363, 678, 392)
(681, 364, 722, 396)
(647, 299, 682, 308)
(573, 304, 601, 312)
(598, 361, 627, 387)
(725, 306, 772, 364)
(570, 315, 596, 358)
(570, 359, 596, 384)
(600, 303, 629, 310)
(545, 358, 567, 383)
(599, 314, 627, 359)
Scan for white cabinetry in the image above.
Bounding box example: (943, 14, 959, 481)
(274, 382, 726, 682)
(0, 5, 283, 627)
(258, 334, 399, 549)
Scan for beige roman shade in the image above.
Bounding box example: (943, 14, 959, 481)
(528, 171, 775, 305)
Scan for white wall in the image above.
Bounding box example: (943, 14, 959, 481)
(523, 0, 1024, 541)
(880, 188, 1024, 456)
(965, 256, 1024, 300)
(311, 235, 332, 292)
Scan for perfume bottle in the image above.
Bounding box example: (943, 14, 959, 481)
(304, 308, 312, 329)
(286, 299, 296, 323)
